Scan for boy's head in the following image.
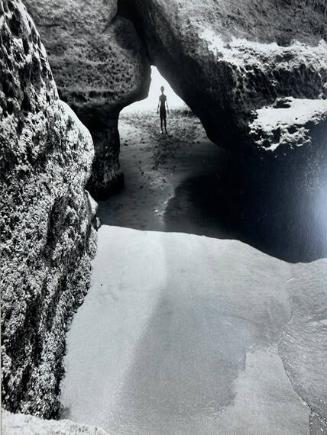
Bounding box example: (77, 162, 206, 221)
(160, 86, 165, 93)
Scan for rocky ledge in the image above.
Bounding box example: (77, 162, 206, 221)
(0, 0, 96, 418)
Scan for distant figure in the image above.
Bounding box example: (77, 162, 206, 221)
(157, 86, 169, 134)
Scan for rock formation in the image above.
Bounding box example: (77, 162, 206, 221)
(2, 409, 109, 435)
(24, 0, 327, 195)
(24, 0, 151, 199)
(0, 0, 96, 418)
(121, 0, 327, 161)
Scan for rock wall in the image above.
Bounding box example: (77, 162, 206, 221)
(121, 0, 327, 157)
(0, 0, 96, 418)
(24, 0, 151, 199)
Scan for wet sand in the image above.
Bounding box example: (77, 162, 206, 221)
(60, 111, 327, 434)
(99, 110, 231, 235)
(61, 226, 318, 435)
(98, 110, 327, 263)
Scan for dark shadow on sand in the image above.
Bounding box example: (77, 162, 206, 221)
(163, 169, 327, 263)
(99, 160, 327, 263)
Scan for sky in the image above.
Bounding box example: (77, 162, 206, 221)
(122, 66, 186, 113)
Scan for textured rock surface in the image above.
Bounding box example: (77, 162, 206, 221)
(0, 0, 96, 418)
(24, 0, 151, 199)
(123, 0, 327, 156)
(2, 409, 109, 435)
(249, 98, 327, 154)
(248, 96, 327, 189)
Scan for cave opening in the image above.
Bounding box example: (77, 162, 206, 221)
(98, 66, 232, 238)
(123, 66, 186, 114)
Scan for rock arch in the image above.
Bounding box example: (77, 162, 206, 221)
(26, 0, 327, 199)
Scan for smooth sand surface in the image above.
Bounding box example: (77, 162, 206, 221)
(61, 226, 327, 434)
